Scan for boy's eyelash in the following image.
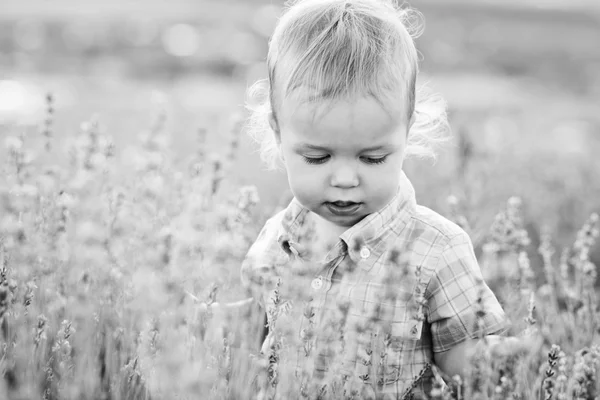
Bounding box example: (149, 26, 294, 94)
(302, 156, 387, 165)
(364, 156, 387, 165)
(303, 156, 329, 165)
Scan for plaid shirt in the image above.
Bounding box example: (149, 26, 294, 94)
(241, 172, 509, 399)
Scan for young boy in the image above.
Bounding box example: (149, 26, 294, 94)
(240, 0, 533, 397)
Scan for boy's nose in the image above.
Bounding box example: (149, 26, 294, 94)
(330, 165, 359, 188)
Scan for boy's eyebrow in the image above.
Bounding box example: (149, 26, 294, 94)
(294, 143, 392, 152)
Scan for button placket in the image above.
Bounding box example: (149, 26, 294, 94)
(299, 252, 346, 369)
(324, 252, 346, 292)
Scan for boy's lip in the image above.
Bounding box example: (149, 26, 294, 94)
(328, 201, 358, 207)
(325, 201, 362, 216)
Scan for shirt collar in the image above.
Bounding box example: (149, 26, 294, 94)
(276, 171, 416, 271)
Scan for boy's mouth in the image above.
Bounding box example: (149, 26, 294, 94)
(325, 201, 362, 216)
(330, 201, 357, 207)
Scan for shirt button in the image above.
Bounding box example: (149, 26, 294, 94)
(311, 276, 323, 290)
(360, 247, 371, 259)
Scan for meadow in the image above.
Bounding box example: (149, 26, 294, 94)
(0, 0, 600, 398)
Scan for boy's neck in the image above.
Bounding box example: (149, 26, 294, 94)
(309, 211, 349, 241)
(297, 212, 342, 263)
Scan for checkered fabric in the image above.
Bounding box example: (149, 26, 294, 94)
(241, 172, 509, 399)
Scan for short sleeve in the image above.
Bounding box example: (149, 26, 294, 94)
(425, 232, 510, 353)
(240, 213, 284, 309)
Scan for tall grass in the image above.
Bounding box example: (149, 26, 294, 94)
(0, 95, 598, 399)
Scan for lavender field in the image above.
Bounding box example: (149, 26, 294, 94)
(0, 0, 599, 398)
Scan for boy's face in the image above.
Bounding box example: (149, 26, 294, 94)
(271, 92, 412, 229)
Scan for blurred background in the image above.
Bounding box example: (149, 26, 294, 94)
(1, 0, 599, 245)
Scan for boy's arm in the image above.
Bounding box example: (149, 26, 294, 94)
(434, 334, 542, 379)
(188, 292, 268, 351)
(433, 337, 479, 378)
(425, 233, 510, 373)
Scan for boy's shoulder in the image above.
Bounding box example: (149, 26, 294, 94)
(405, 203, 471, 248)
(257, 207, 287, 240)
(240, 207, 289, 277)
(392, 204, 477, 284)
(245, 207, 287, 257)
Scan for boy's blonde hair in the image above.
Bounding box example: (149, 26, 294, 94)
(246, 0, 449, 171)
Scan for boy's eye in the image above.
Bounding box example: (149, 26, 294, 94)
(362, 156, 387, 165)
(302, 155, 329, 165)
(302, 155, 388, 165)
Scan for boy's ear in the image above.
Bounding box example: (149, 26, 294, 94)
(268, 111, 281, 145)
